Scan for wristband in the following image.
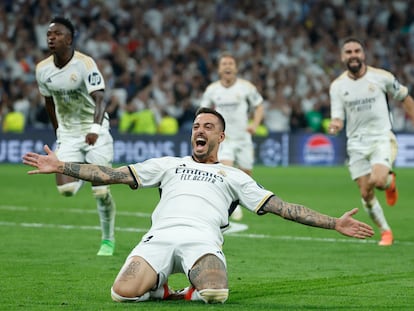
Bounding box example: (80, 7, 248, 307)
(90, 123, 101, 134)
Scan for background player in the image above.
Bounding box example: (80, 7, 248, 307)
(328, 37, 414, 246)
(200, 52, 264, 221)
(35, 17, 116, 255)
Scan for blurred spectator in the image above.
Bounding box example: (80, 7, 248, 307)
(106, 88, 127, 128)
(289, 100, 308, 133)
(157, 109, 179, 135)
(119, 89, 157, 134)
(251, 120, 269, 137)
(263, 87, 291, 133)
(305, 102, 323, 133)
(177, 99, 198, 133)
(0, 0, 414, 133)
(2, 101, 25, 133)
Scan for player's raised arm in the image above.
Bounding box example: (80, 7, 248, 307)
(23, 145, 134, 186)
(262, 196, 374, 239)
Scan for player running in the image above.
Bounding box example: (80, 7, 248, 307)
(328, 37, 414, 246)
(35, 17, 116, 255)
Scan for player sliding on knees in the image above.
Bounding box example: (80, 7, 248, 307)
(23, 108, 374, 304)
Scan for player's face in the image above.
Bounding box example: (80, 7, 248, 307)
(341, 41, 365, 74)
(47, 23, 72, 53)
(191, 113, 225, 163)
(218, 56, 237, 80)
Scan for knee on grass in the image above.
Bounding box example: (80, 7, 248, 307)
(111, 287, 150, 303)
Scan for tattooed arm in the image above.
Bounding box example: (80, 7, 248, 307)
(23, 144, 135, 187)
(262, 196, 374, 239)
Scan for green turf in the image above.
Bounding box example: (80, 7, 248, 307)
(1, 164, 413, 310)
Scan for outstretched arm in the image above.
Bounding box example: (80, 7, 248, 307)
(23, 145, 135, 187)
(262, 196, 374, 239)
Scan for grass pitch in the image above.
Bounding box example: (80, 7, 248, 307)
(1, 164, 413, 310)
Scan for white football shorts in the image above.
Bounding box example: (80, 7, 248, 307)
(347, 131, 398, 180)
(127, 227, 227, 287)
(55, 130, 114, 166)
(219, 137, 254, 170)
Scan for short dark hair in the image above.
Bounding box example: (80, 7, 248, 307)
(50, 16, 75, 39)
(340, 37, 365, 50)
(195, 107, 226, 132)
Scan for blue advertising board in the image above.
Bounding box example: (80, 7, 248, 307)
(1, 130, 413, 167)
(289, 133, 347, 166)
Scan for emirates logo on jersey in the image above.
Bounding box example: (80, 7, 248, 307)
(176, 167, 224, 183)
(88, 72, 102, 86)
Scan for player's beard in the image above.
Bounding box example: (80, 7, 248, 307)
(346, 58, 362, 74)
(192, 143, 214, 163)
(193, 148, 209, 162)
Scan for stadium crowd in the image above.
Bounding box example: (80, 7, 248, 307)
(1, 0, 414, 134)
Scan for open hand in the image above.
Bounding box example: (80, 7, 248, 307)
(335, 208, 374, 239)
(22, 144, 61, 175)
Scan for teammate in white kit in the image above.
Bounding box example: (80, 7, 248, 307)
(328, 37, 414, 246)
(200, 52, 264, 221)
(35, 17, 116, 256)
(23, 107, 374, 304)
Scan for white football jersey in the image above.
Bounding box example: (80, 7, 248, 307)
(200, 78, 263, 140)
(35, 51, 109, 135)
(330, 66, 408, 138)
(128, 156, 273, 242)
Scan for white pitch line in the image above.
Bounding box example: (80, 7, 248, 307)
(0, 221, 246, 235)
(1, 220, 414, 246)
(2, 205, 414, 246)
(0, 205, 151, 217)
(0, 221, 149, 233)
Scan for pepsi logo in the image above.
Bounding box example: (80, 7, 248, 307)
(303, 134, 334, 165)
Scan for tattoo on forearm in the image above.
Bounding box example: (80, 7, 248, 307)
(63, 163, 82, 178)
(264, 196, 336, 229)
(63, 163, 130, 184)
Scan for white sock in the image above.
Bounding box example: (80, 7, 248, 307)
(385, 173, 393, 189)
(96, 192, 116, 241)
(362, 198, 390, 232)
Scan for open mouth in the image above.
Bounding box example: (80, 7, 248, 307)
(349, 58, 360, 65)
(196, 138, 206, 146)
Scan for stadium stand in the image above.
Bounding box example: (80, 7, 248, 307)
(1, 0, 414, 133)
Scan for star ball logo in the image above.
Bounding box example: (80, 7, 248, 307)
(88, 72, 102, 86)
(303, 134, 334, 165)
